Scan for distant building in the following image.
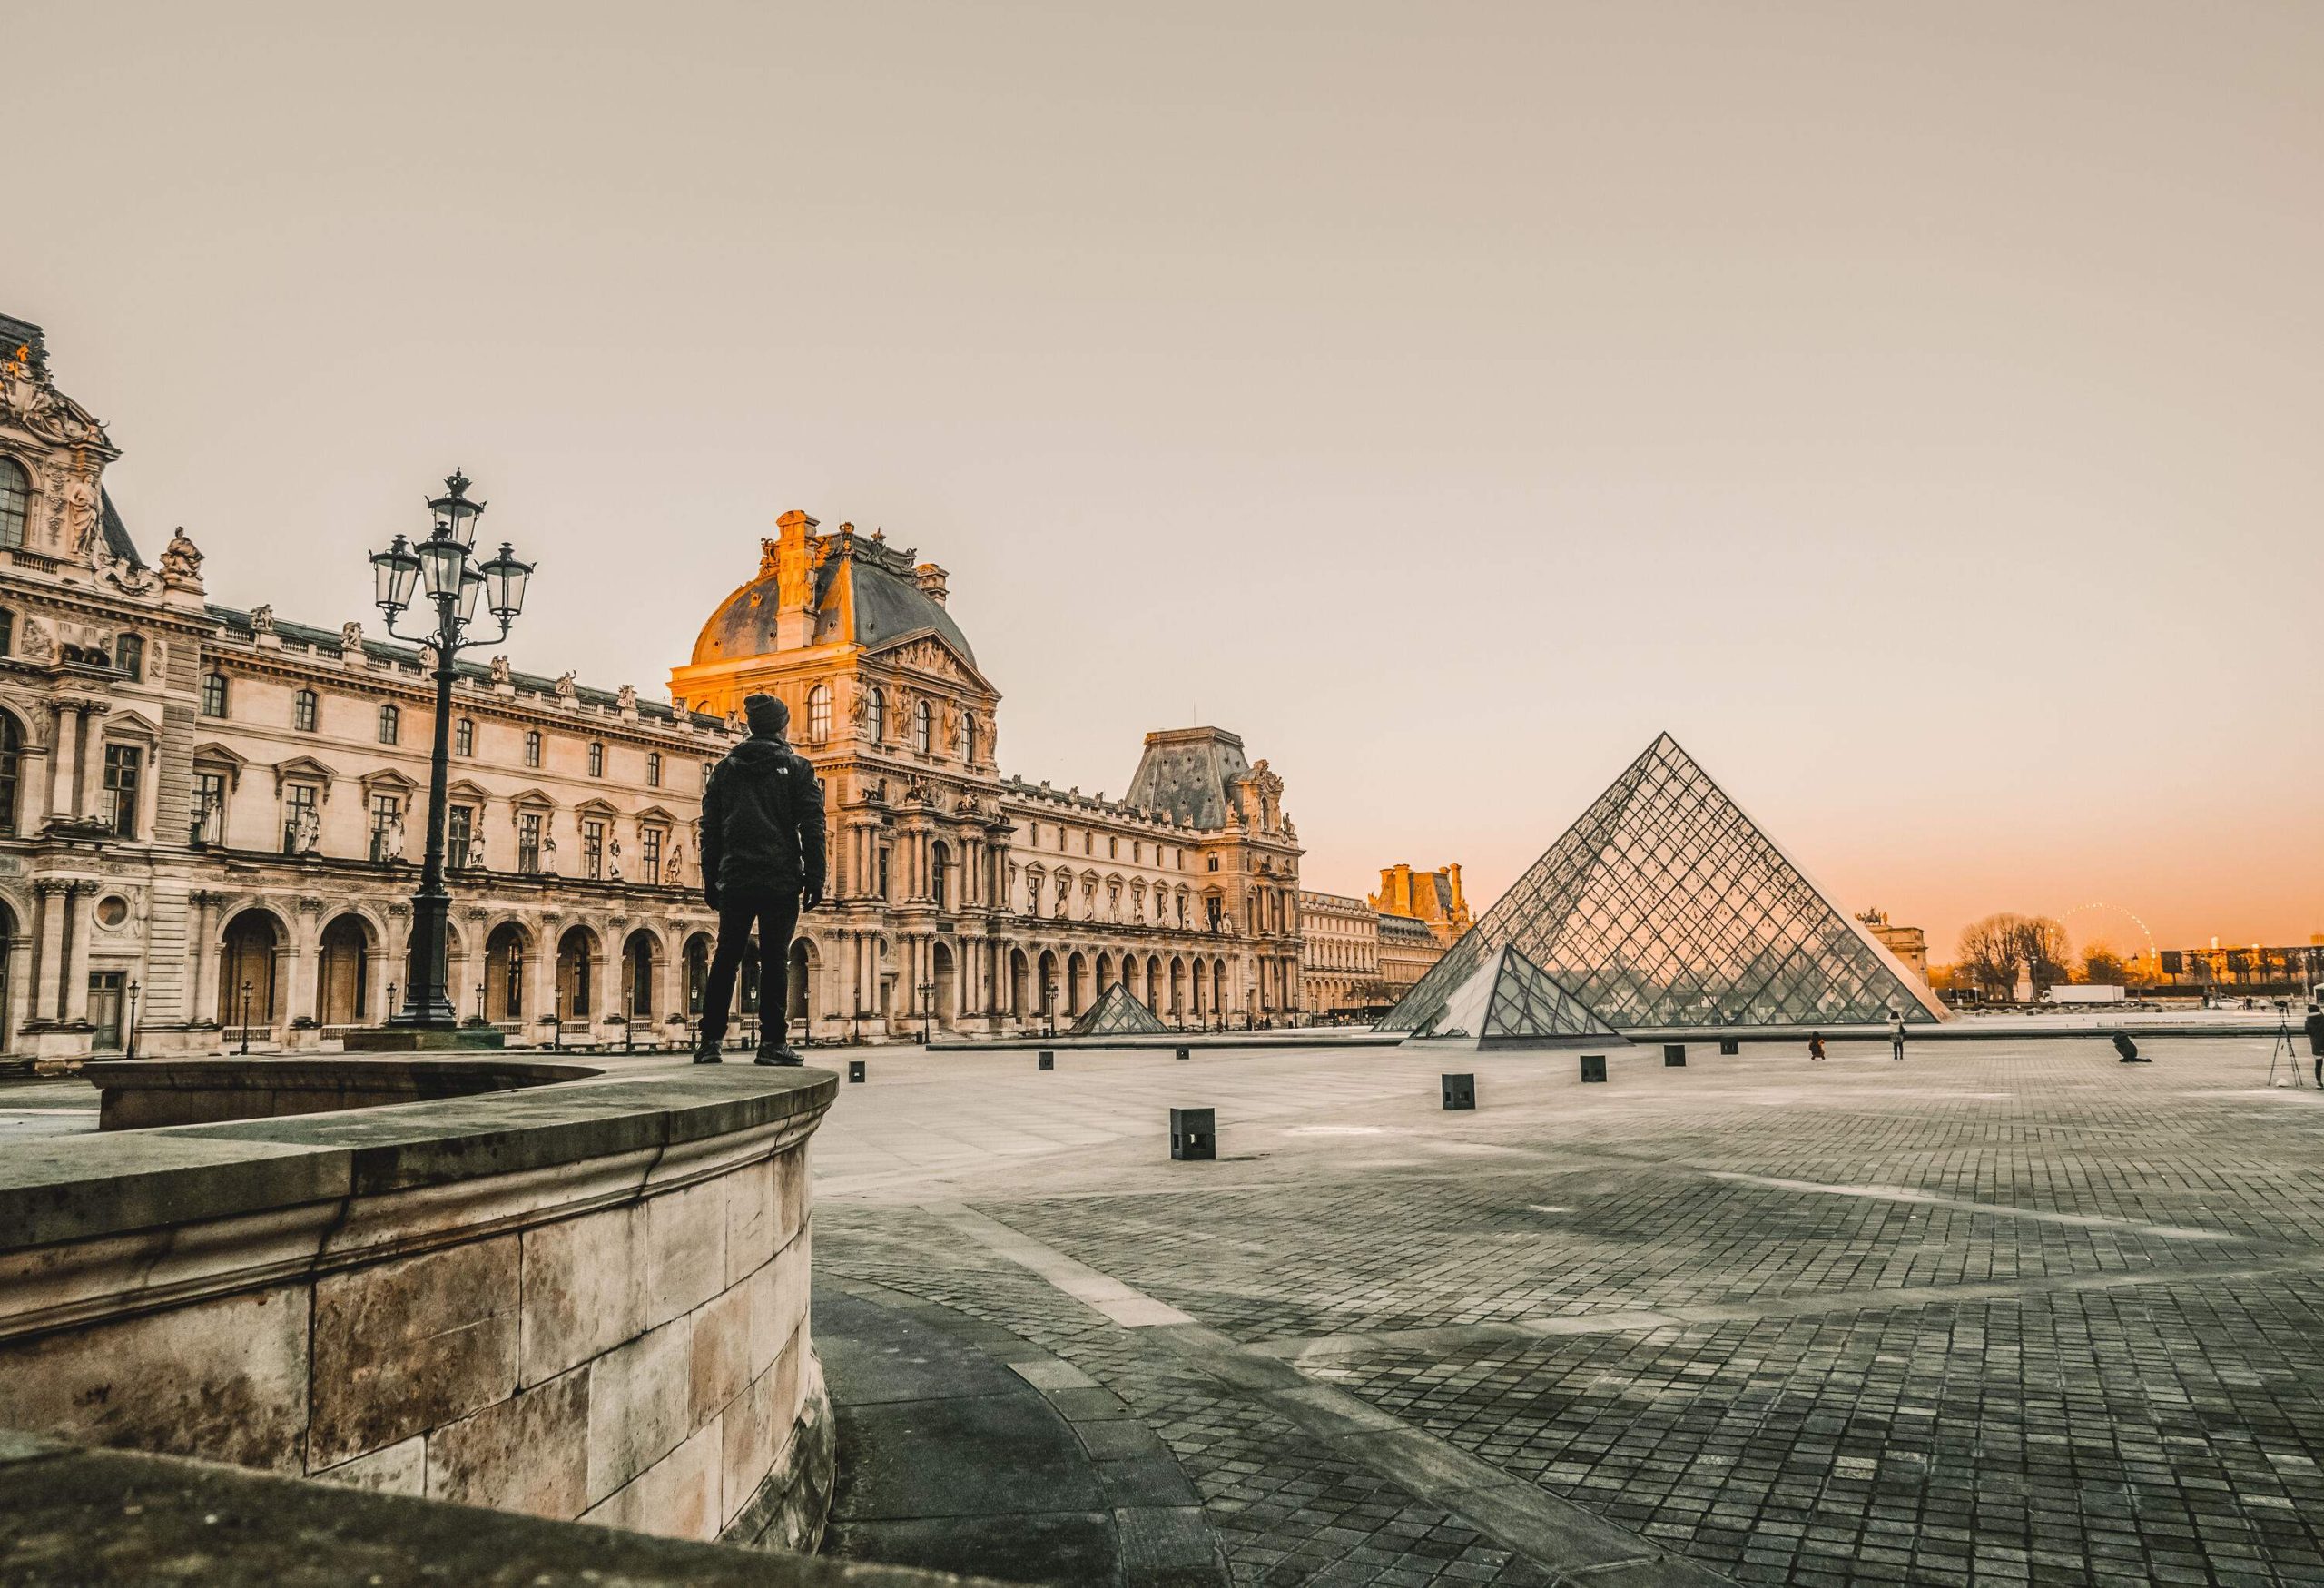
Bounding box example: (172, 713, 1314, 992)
(1298, 889, 1380, 1015)
(1371, 863, 1472, 948)
(1856, 909, 1930, 983)
(1376, 912, 1443, 999)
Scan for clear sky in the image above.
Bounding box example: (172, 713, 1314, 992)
(14, 1, 2320, 960)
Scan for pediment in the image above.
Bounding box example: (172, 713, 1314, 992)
(192, 740, 249, 770)
(273, 755, 338, 785)
(865, 631, 997, 695)
(445, 778, 490, 803)
(359, 767, 419, 792)
(507, 785, 557, 810)
(573, 796, 620, 818)
(635, 804, 679, 826)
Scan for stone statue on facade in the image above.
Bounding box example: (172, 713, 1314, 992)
(554, 671, 577, 702)
(489, 655, 512, 686)
(340, 621, 363, 655)
(249, 605, 275, 636)
(467, 833, 488, 871)
(665, 839, 686, 886)
(161, 528, 204, 587)
(381, 811, 407, 863)
(290, 805, 321, 855)
(539, 834, 557, 874)
(60, 473, 100, 558)
(616, 684, 637, 714)
(606, 836, 623, 881)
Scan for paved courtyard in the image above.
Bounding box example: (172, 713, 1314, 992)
(805, 1034, 2324, 1587)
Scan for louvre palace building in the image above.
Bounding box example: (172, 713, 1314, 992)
(0, 311, 1303, 1067)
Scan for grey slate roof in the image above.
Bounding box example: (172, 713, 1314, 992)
(694, 551, 976, 668)
(1124, 727, 1252, 831)
(99, 489, 143, 568)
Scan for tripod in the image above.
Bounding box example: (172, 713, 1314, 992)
(2266, 1010, 2310, 1089)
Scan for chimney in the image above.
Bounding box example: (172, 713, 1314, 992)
(914, 562, 950, 607)
(773, 510, 820, 649)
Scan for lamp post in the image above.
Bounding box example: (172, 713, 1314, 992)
(917, 976, 934, 1044)
(370, 472, 533, 1032)
(1044, 978, 1059, 1040)
(238, 980, 253, 1055)
(125, 979, 140, 1060)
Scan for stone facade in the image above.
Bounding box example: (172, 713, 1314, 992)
(0, 1066, 838, 1549)
(0, 313, 1306, 1064)
(1298, 890, 1382, 1016)
(668, 511, 1305, 1038)
(1371, 863, 1472, 948)
(1856, 908, 1931, 983)
(1376, 912, 1444, 1000)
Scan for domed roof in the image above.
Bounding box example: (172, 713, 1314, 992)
(691, 551, 977, 667)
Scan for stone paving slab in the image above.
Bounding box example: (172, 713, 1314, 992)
(811, 1038, 2324, 1585)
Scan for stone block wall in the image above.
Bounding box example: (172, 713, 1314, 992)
(0, 1068, 837, 1551)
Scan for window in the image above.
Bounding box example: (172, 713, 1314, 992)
(587, 741, 605, 778)
(448, 804, 474, 866)
(201, 671, 228, 717)
(0, 608, 12, 657)
(518, 812, 544, 873)
(282, 784, 319, 853)
(866, 688, 885, 743)
(454, 716, 474, 756)
(641, 826, 664, 882)
(581, 819, 606, 879)
(1082, 831, 1092, 855)
(292, 688, 318, 733)
(103, 744, 142, 837)
(524, 730, 541, 768)
(369, 793, 403, 863)
(0, 713, 19, 836)
(378, 703, 400, 745)
(192, 770, 227, 846)
(1109, 836, 1118, 858)
(645, 752, 661, 787)
(113, 634, 144, 681)
(1208, 855, 1220, 871)
(806, 685, 831, 744)
(963, 713, 977, 764)
(0, 459, 27, 549)
(876, 847, 891, 901)
(912, 701, 932, 755)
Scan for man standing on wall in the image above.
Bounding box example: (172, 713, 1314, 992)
(696, 693, 824, 1065)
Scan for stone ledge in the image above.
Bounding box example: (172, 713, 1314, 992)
(0, 1065, 838, 1251)
(0, 1433, 995, 1587)
(84, 1057, 605, 1130)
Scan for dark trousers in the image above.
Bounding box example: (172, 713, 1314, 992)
(700, 889, 801, 1048)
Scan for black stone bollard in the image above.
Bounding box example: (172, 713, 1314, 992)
(1579, 1053, 1609, 1083)
(847, 1060, 866, 1083)
(1175, 1046, 1190, 1061)
(1038, 1050, 1055, 1070)
(1664, 1044, 1687, 1067)
(1442, 1073, 1475, 1110)
(1170, 1107, 1216, 1160)
(1718, 1037, 1741, 1056)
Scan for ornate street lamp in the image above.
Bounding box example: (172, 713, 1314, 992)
(370, 472, 533, 1036)
(917, 976, 935, 1044)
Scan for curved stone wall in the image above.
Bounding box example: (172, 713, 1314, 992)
(0, 1065, 838, 1551)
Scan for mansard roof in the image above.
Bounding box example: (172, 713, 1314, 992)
(691, 529, 976, 668)
(1124, 726, 1253, 831)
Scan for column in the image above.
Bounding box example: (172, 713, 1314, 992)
(71, 710, 100, 822)
(62, 883, 94, 1025)
(288, 899, 325, 1028)
(188, 891, 220, 1025)
(28, 882, 64, 1023)
(523, 918, 558, 1032)
(45, 706, 79, 823)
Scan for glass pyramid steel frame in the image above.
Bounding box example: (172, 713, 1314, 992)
(1381, 733, 1949, 1033)
(1071, 980, 1171, 1037)
(1420, 943, 1622, 1047)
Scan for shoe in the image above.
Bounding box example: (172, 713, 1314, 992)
(693, 1043, 724, 1064)
(754, 1045, 804, 1067)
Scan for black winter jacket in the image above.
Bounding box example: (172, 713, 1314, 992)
(699, 735, 826, 903)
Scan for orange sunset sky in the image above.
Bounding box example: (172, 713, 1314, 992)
(13, 2, 2320, 961)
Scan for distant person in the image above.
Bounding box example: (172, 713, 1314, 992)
(1889, 1013, 1906, 1062)
(2112, 1031, 2147, 1064)
(695, 693, 825, 1066)
(2305, 1003, 2324, 1088)
(1808, 1032, 1827, 1062)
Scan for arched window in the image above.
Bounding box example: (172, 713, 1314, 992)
(114, 634, 144, 682)
(378, 703, 400, 745)
(524, 730, 541, 768)
(806, 685, 831, 744)
(645, 752, 662, 787)
(912, 701, 932, 755)
(454, 716, 474, 756)
(963, 712, 977, 765)
(201, 671, 228, 717)
(0, 459, 28, 550)
(0, 713, 20, 836)
(587, 741, 605, 777)
(865, 688, 885, 743)
(292, 688, 318, 733)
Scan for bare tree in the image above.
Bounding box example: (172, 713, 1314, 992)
(2081, 946, 2130, 986)
(1957, 916, 2019, 1000)
(2004, 915, 2073, 997)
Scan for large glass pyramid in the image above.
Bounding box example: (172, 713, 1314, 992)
(1381, 733, 1948, 1032)
(1420, 943, 1621, 1048)
(1072, 981, 1171, 1037)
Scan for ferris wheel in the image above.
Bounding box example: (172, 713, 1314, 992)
(2056, 902, 2160, 968)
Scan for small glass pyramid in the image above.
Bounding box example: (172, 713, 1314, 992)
(1382, 733, 1947, 1033)
(1421, 943, 1620, 1047)
(1071, 981, 1171, 1036)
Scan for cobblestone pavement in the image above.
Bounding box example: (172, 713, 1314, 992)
(808, 1037, 2324, 1586)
